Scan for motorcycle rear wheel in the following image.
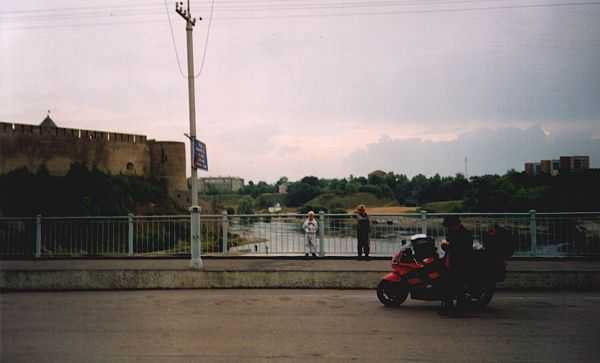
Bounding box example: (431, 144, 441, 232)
(377, 280, 409, 307)
(466, 283, 495, 309)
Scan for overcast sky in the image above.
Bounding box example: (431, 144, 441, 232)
(1, 0, 599, 182)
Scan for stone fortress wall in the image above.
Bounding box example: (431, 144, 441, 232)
(0, 117, 187, 198)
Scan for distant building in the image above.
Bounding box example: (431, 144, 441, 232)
(524, 162, 535, 176)
(278, 183, 288, 194)
(192, 177, 244, 193)
(540, 160, 560, 176)
(552, 160, 560, 176)
(540, 160, 552, 174)
(525, 155, 590, 176)
(268, 203, 282, 213)
(524, 162, 541, 176)
(559, 156, 590, 172)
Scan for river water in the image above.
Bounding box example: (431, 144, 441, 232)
(227, 219, 428, 256)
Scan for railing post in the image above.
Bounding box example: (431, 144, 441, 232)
(128, 213, 134, 256)
(420, 210, 428, 235)
(222, 210, 229, 254)
(190, 205, 203, 269)
(529, 209, 537, 256)
(35, 214, 42, 258)
(319, 211, 325, 257)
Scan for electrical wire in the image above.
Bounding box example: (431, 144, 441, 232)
(213, 0, 600, 20)
(0, 0, 541, 22)
(161, 0, 216, 79)
(1, 0, 592, 20)
(195, 0, 216, 78)
(164, 0, 188, 79)
(2, 0, 599, 30)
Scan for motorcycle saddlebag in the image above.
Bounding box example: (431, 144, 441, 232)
(485, 224, 516, 259)
(471, 251, 506, 282)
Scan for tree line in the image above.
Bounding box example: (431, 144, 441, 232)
(1, 166, 598, 217)
(0, 164, 181, 217)
(239, 170, 600, 212)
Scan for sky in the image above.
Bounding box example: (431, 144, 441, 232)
(1, 0, 599, 182)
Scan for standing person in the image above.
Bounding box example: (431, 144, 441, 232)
(302, 211, 319, 257)
(355, 205, 371, 260)
(440, 215, 473, 318)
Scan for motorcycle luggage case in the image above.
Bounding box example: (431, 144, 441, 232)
(471, 250, 507, 282)
(412, 237, 437, 260)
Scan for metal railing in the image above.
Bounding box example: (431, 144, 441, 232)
(1, 211, 599, 258)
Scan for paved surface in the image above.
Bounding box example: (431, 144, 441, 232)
(2, 258, 599, 272)
(1, 290, 599, 362)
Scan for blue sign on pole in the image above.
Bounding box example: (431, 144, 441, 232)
(192, 138, 208, 171)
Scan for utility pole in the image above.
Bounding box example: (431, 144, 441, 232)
(176, 0, 203, 269)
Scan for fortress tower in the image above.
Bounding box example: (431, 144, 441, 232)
(149, 141, 187, 192)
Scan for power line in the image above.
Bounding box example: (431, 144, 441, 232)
(162, 0, 216, 79)
(2, 0, 599, 30)
(1, 19, 165, 31)
(215, 1, 600, 20)
(164, 0, 187, 79)
(1, 0, 593, 19)
(0, 0, 488, 14)
(195, 0, 216, 78)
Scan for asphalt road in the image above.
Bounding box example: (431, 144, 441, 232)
(1, 290, 599, 362)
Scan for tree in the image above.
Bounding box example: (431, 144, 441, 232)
(275, 176, 289, 186)
(300, 176, 320, 187)
(367, 170, 386, 185)
(206, 184, 220, 195)
(238, 196, 256, 214)
(286, 182, 320, 207)
(0, 163, 179, 216)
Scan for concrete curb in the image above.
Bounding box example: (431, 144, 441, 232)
(2, 269, 600, 290)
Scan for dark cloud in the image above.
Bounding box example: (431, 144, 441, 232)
(343, 126, 600, 177)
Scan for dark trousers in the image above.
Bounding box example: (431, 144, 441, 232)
(358, 242, 370, 257)
(443, 267, 467, 313)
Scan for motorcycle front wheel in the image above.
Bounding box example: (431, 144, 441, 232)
(376, 280, 409, 307)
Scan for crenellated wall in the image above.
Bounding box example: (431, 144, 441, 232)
(0, 121, 185, 197)
(0, 121, 148, 144)
(0, 121, 150, 177)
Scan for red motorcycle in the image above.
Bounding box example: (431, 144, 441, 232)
(376, 234, 505, 308)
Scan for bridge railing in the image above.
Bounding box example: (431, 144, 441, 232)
(1, 212, 599, 258)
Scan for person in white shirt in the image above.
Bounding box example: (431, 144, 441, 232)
(302, 211, 319, 257)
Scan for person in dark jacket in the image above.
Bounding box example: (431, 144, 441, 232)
(355, 205, 371, 260)
(440, 215, 473, 317)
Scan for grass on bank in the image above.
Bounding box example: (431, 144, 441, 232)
(420, 200, 464, 213)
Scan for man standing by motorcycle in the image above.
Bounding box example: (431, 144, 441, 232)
(440, 215, 473, 317)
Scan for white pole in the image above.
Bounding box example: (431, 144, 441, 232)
(186, 20, 199, 208)
(177, 0, 202, 269)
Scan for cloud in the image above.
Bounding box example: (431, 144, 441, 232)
(2, 3, 600, 182)
(343, 126, 600, 177)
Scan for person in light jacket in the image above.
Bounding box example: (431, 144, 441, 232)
(302, 211, 319, 257)
(355, 205, 371, 260)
